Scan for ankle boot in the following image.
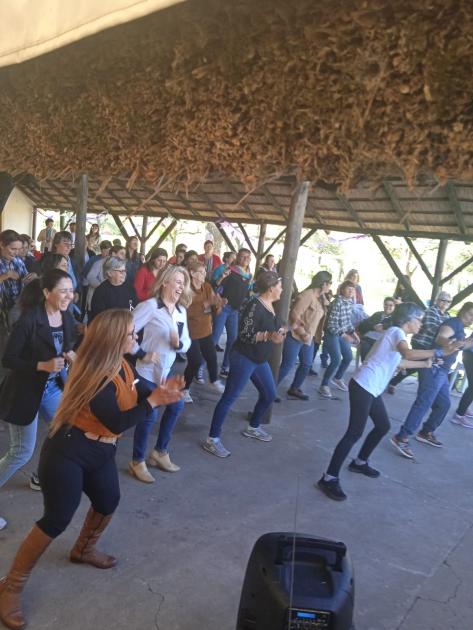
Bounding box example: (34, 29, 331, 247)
(70, 507, 116, 569)
(0, 525, 52, 630)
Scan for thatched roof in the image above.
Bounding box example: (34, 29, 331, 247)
(1, 0, 473, 191)
(17, 175, 473, 241)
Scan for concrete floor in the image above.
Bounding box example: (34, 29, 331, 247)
(1, 364, 472, 630)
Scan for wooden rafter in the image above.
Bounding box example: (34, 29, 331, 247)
(152, 219, 177, 249)
(442, 254, 473, 285)
(110, 214, 130, 241)
(262, 227, 287, 258)
(237, 222, 257, 256)
(384, 181, 410, 231)
(215, 222, 236, 252)
(224, 179, 259, 221)
(404, 237, 433, 283)
(336, 193, 368, 231)
(371, 234, 424, 307)
(451, 282, 473, 308)
(299, 228, 317, 247)
(262, 186, 288, 221)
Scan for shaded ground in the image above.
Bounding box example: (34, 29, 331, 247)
(1, 364, 472, 630)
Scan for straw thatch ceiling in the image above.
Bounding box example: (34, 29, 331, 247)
(16, 175, 473, 242)
(1, 0, 472, 190)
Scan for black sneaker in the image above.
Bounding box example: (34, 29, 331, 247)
(348, 460, 380, 478)
(215, 345, 224, 352)
(287, 388, 309, 401)
(30, 473, 41, 491)
(316, 476, 347, 501)
(219, 367, 229, 378)
(274, 396, 281, 403)
(309, 368, 318, 376)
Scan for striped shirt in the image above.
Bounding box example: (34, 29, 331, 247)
(412, 304, 448, 349)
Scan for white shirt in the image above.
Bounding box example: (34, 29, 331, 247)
(133, 297, 191, 384)
(353, 326, 406, 397)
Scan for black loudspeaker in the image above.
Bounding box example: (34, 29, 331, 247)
(236, 532, 355, 630)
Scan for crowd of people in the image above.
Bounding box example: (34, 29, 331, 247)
(0, 218, 472, 629)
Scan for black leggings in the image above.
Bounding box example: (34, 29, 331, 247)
(37, 427, 120, 538)
(457, 351, 473, 416)
(327, 379, 390, 477)
(184, 335, 218, 388)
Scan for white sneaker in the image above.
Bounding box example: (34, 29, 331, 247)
(0, 516, 6, 530)
(182, 389, 193, 403)
(332, 378, 348, 392)
(209, 380, 225, 394)
(319, 385, 332, 398)
(202, 438, 231, 458)
(241, 426, 272, 442)
(451, 413, 473, 429)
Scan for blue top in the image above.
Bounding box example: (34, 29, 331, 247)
(436, 317, 465, 371)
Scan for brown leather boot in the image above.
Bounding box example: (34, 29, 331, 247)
(0, 525, 52, 630)
(70, 507, 116, 569)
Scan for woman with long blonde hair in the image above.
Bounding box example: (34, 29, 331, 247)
(0, 309, 183, 630)
(129, 265, 192, 482)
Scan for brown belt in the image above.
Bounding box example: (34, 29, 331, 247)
(84, 431, 117, 445)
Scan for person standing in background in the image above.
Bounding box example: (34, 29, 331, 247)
(198, 240, 222, 281)
(37, 219, 56, 254)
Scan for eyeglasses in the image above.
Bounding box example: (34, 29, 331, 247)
(127, 328, 136, 337)
(115, 269, 126, 273)
(439, 299, 451, 303)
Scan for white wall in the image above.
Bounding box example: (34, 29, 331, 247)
(1, 187, 34, 235)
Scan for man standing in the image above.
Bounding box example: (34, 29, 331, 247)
(37, 218, 56, 253)
(388, 291, 452, 393)
(69, 221, 77, 245)
(198, 240, 222, 281)
(391, 302, 473, 458)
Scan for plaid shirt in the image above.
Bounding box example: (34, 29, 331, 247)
(0, 256, 27, 310)
(412, 304, 448, 349)
(325, 295, 354, 336)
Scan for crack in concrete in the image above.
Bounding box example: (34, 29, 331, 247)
(138, 578, 165, 630)
(395, 522, 473, 629)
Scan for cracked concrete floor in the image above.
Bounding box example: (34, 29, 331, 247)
(1, 366, 472, 630)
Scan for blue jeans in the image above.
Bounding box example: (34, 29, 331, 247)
(0, 378, 63, 487)
(212, 304, 239, 370)
(321, 333, 353, 386)
(397, 367, 450, 439)
(209, 350, 277, 438)
(132, 378, 185, 461)
(278, 333, 315, 390)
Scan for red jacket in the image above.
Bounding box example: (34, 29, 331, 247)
(134, 266, 156, 302)
(198, 253, 222, 271)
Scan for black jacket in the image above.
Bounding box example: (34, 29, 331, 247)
(0, 305, 75, 425)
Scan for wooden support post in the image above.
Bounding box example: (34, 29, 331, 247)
(431, 240, 448, 303)
(149, 219, 177, 250)
(404, 238, 433, 283)
(371, 235, 424, 307)
(111, 214, 130, 241)
(264, 182, 310, 423)
(140, 215, 148, 255)
(75, 174, 88, 278)
(32, 207, 38, 241)
(254, 222, 266, 274)
(441, 255, 473, 285)
(215, 223, 236, 252)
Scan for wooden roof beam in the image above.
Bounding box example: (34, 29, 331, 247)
(336, 193, 368, 231)
(442, 254, 473, 285)
(237, 222, 257, 257)
(214, 222, 237, 252)
(299, 228, 317, 246)
(262, 185, 288, 221)
(446, 181, 466, 236)
(110, 214, 131, 241)
(262, 227, 287, 258)
(451, 281, 473, 307)
(404, 237, 433, 283)
(372, 234, 424, 307)
(383, 181, 411, 231)
(224, 179, 259, 222)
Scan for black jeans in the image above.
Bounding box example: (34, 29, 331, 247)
(327, 379, 390, 477)
(184, 335, 218, 388)
(457, 351, 473, 416)
(37, 427, 120, 538)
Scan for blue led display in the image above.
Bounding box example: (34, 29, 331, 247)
(296, 612, 316, 619)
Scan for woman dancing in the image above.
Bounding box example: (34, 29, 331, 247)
(0, 309, 182, 629)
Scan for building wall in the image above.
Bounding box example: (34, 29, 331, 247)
(1, 187, 34, 235)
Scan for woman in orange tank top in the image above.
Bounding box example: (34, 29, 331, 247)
(0, 309, 183, 630)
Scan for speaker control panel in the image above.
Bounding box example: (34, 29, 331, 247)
(287, 608, 332, 629)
